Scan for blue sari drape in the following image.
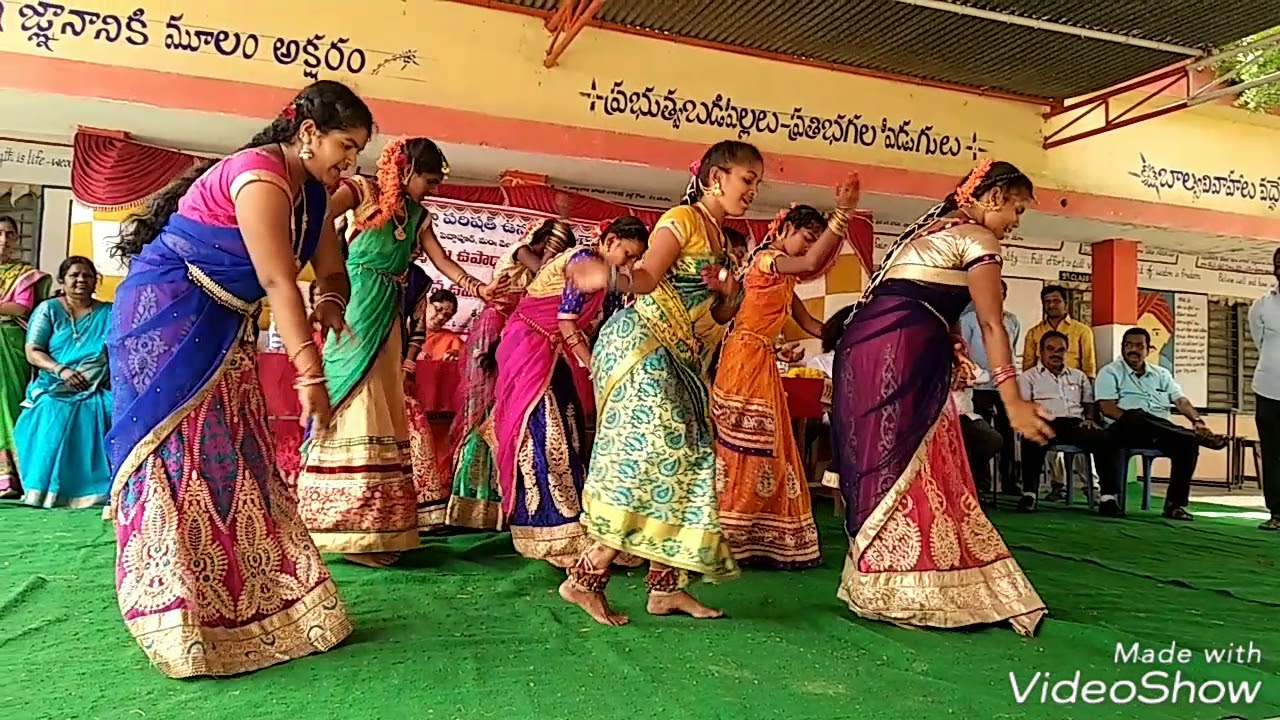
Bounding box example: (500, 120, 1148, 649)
(106, 178, 328, 484)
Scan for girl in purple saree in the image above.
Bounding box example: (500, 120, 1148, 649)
(104, 81, 371, 678)
(831, 160, 1053, 636)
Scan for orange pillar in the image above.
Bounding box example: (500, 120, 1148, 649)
(1090, 238, 1139, 367)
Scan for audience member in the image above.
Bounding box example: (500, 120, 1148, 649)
(1248, 247, 1280, 531)
(13, 256, 112, 508)
(419, 288, 463, 361)
(954, 368, 1003, 499)
(959, 280, 1019, 492)
(1022, 284, 1096, 377)
(1095, 327, 1227, 521)
(1016, 331, 1120, 515)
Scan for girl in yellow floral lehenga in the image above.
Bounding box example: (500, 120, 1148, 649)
(831, 159, 1052, 635)
(711, 188, 863, 570)
(557, 141, 763, 627)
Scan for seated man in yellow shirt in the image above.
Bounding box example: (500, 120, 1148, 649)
(1022, 284, 1096, 377)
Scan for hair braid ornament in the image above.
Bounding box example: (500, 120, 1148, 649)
(355, 138, 411, 233)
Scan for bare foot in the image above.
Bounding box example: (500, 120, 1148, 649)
(647, 591, 724, 619)
(558, 578, 629, 626)
(342, 552, 400, 567)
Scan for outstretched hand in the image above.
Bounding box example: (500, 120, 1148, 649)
(835, 171, 861, 211)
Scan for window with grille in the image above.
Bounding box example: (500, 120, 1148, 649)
(1206, 300, 1239, 410)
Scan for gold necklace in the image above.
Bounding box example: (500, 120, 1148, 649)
(392, 204, 409, 241)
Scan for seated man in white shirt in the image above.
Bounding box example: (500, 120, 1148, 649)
(1096, 327, 1228, 521)
(1016, 331, 1120, 515)
(955, 369, 1004, 499)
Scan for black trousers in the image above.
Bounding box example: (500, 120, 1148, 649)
(1020, 417, 1120, 497)
(1106, 410, 1199, 510)
(1254, 394, 1280, 517)
(960, 415, 1003, 492)
(973, 389, 1016, 490)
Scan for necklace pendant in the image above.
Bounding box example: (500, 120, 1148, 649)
(394, 227, 407, 241)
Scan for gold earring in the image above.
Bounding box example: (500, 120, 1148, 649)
(299, 144, 314, 161)
(711, 182, 724, 197)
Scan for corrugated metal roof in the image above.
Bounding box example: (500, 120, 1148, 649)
(494, 0, 1280, 99)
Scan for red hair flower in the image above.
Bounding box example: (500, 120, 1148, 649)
(281, 104, 297, 122)
(767, 203, 797, 239)
(395, 152, 410, 169)
(689, 160, 701, 176)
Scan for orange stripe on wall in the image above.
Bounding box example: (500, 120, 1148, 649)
(4, 51, 1280, 241)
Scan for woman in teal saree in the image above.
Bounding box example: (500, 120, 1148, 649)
(14, 256, 112, 508)
(0, 215, 51, 498)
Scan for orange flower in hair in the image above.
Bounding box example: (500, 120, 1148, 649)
(955, 158, 994, 206)
(356, 138, 410, 231)
(767, 203, 797, 240)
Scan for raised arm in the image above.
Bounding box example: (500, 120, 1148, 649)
(560, 254, 595, 368)
(771, 173, 861, 277)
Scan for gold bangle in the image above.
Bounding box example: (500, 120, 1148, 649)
(827, 208, 849, 236)
(292, 374, 327, 390)
(288, 339, 316, 363)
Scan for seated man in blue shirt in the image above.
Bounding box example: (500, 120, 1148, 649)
(1095, 327, 1228, 521)
(959, 280, 1021, 493)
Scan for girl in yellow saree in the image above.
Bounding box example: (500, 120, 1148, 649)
(559, 141, 763, 627)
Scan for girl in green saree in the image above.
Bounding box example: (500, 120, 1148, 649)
(0, 215, 51, 499)
(295, 138, 500, 567)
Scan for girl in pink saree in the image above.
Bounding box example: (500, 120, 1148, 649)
(492, 218, 648, 566)
(446, 220, 573, 530)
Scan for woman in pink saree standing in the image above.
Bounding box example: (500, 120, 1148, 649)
(0, 215, 50, 497)
(492, 218, 648, 566)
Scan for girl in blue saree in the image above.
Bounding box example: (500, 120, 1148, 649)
(14, 256, 111, 508)
(105, 81, 371, 678)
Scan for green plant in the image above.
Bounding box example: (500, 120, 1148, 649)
(1216, 27, 1280, 112)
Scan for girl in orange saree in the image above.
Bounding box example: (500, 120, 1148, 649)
(831, 160, 1052, 636)
(711, 189, 863, 570)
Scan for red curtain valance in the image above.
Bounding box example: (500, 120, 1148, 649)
(68, 132, 874, 271)
(71, 131, 200, 211)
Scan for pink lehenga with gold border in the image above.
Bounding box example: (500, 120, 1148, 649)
(831, 216, 1045, 636)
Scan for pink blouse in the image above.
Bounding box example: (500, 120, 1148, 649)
(177, 148, 293, 228)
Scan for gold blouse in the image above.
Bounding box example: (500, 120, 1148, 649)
(881, 221, 1002, 286)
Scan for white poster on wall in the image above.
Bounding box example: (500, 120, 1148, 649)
(420, 198, 599, 332)
(0, 140, 72, 186)
(1172, 293, 1209, 408)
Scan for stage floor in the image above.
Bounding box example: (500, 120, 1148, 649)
(2, 489, 1277, 720)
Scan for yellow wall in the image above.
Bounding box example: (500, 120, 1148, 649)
(8, 0, 1278, 220)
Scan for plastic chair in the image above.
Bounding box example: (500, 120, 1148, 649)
(1119, 448, 1165, 511)
(1049, 444, 1095, 509)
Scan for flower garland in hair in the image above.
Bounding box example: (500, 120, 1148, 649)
(356, 138, 410, 232)
(954, 157, 994, 206)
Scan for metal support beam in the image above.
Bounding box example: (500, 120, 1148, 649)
(1043, 34, 1280, 149)
(544, 0, 604, 68)
(887, 0, 1202, 55)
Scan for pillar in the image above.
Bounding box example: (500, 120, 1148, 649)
(1090, 238, 1139, 366)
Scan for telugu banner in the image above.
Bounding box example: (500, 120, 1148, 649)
(420, 197, 600, 333)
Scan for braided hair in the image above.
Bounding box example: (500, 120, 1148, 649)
(681, 141, 764, 206)
(849, 160, 1033, 322)
(111, 80, 374, 263)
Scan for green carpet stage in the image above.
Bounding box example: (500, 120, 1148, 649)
(2, 494, 1277, 720)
